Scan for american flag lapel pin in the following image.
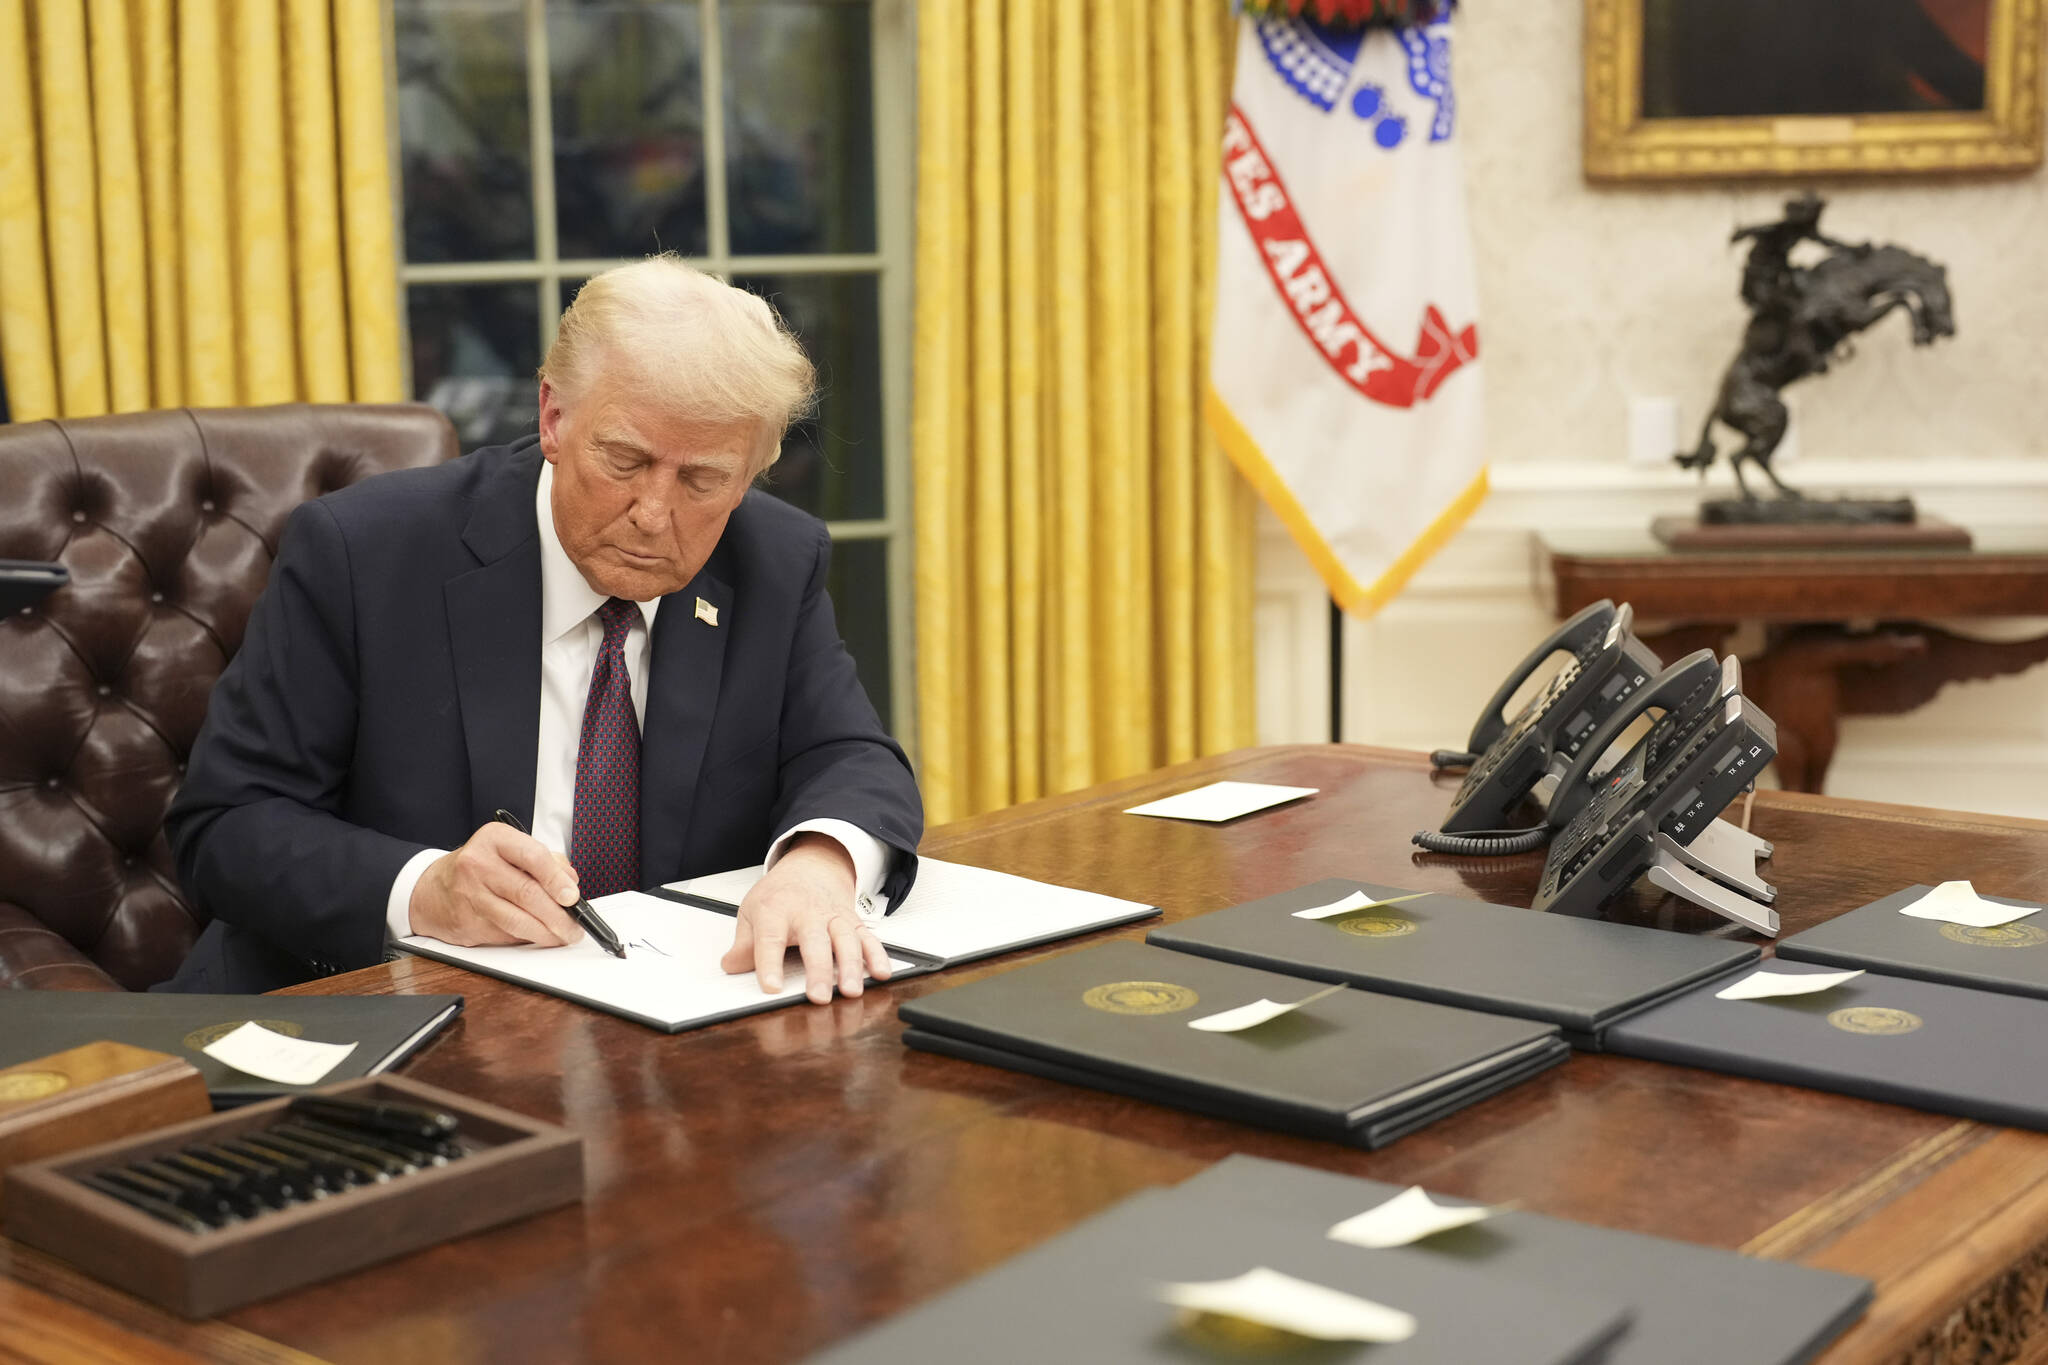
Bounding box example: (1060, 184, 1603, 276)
(695, 596, 719, 627)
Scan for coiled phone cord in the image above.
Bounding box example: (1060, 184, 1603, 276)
(1428, 749, 1479, 771)
(1409, 825, 1551, 856)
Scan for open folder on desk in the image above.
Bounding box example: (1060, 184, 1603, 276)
(399, 863, 1157, 1033)
(661, 857, 1161, 966)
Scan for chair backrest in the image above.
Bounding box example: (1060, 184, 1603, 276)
(0, 404, 458, 989)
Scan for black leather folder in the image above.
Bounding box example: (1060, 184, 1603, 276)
(1605, 961, 2048, 1130)
(811, 1186, 1632, 1365)
(898, 941, 1567, 1149)
(0, 992, 463, 1106)
(1147, 878, 1760, 1048)
(1777, 884, 2048, 1000)
(1171, 1155, 1871, 1365)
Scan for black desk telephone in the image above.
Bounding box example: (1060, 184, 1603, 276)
(1432, 599, 1663, 836)
(1533, 653, 1779, 933)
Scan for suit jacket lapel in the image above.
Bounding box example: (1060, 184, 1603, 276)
(445, 446, 544, 834)
(639, 564, 734, 886)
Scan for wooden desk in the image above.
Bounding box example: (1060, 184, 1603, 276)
(1542, 529, 2048, 792)
(9, 745, 2048, 1364)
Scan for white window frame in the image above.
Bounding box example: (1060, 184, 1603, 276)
(387, 0, 916, 752)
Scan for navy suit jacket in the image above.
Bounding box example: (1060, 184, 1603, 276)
(162, 438, 921, 994)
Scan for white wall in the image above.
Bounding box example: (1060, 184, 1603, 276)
(1252, 0, 2048, 820)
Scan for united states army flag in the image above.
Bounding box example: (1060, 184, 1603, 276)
(1207, 11, 1483, 614)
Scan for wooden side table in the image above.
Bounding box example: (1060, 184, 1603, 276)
(1541, 529, 2048, 792)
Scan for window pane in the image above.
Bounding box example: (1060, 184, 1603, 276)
(733, 273, 883, 522)
(551, 2, 708, 259)
(395, 0, 535, 263)
(409, 283, 542, 450)
(723, 2, 875, 255)
(826, 537, 892, 732)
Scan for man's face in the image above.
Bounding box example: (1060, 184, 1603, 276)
(537, 375, 761, 601)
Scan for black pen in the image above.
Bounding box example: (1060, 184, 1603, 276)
(493, 808, 627, 958)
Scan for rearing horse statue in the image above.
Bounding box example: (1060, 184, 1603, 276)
(1676, 194, 1955, 500)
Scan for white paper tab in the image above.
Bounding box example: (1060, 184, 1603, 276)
(1124, 781, 1318, 823)
(1714, 967, 1865, 1001)
(1292, 890, 1427, 921)
(1157, 1267, 1417, 1343)
(201, 1021, 359, 1086)
(1327, 1186, 1500, 1249)
(1188, 983, 1346, 1033)
(1900, 880, 2042, 929)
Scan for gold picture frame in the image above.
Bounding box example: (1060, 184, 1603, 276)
(1585, 0, 2045, 180)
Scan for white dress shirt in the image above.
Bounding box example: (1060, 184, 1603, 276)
(384, 462, 889, 938)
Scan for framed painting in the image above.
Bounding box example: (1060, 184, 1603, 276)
(1585, 0, 2045, 179)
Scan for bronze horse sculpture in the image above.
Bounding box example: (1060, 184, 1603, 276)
(1677, 195, 1955, 501)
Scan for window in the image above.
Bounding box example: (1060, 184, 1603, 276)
(392, 0, 912, 738)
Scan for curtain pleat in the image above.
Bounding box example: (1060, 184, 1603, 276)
(913, 2, 1255, 825)
(0, 0, 402, 422)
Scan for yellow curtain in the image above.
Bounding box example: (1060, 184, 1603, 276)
(0, 0, 402, 422)
(913, 1, 1256, 825)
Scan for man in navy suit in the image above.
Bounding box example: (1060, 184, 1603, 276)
(163, 258, 921, 997)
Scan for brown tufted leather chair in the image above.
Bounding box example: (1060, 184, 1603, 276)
(0, 404, 458, 991)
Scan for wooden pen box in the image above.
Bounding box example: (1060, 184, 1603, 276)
(0, 1073, 583, 1319)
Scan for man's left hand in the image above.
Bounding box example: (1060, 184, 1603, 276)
(719, 834, 891, 1003)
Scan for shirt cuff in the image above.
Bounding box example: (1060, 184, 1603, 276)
(386, 847, 449, 941)
(766, 820, 892, 914)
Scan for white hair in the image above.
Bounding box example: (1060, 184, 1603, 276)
(539, 255, 817, 472)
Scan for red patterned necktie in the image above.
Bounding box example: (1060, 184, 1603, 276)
(570, 597, 641, 897)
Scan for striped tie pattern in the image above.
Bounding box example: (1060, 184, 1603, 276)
(569, 597, 641, 897)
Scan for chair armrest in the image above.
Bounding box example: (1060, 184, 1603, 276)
(0, 902, 125, 991)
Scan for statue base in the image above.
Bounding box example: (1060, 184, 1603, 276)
(1699, 496, 1915, 526)
(1653, 506, 1972, 551)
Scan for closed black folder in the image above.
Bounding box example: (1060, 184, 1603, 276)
(811, 1187, 1632, 1365)
(1777, 884, 2048, 1000)
(0, 992, 463, 1106)
(898, 941, 1567, 1149)
(1172, 1155, 1871, 1365)
(1605, 962, 2048, 1130)
(1147, 879, 1760, 1048)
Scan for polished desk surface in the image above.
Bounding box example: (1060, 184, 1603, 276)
(10, 745, 2048, 1365)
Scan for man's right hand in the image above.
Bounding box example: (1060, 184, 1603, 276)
(408, 823, 585, 948)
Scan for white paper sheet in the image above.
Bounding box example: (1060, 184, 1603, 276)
(401, 892, 914, 1029)
(201, 1021, 359, 1086)
(1122, 781, 1318, 822)
(1156, 1267, 1416, 1343)
(1326, 1186, 1501, 1249)
(1291, 890, 1428, 921)
(1188, 983, 1346, 1033)
(1714, 967, 1865, 1001)
(666, 858, 1157, 965)
(1899, 880, 2041, 929)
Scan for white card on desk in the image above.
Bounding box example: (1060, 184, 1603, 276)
(666, 857, 1158, 966)
(202, 1021, 358, 1086)
(1899, 880, 2041, 929)
(1123, 781, 1318, 822)
(400, 891, 915, 1032)
(1155, 1267, 1417, 1343)
(1327, 1186, 1502, 1249)
(1715, 967, 1865, 1001)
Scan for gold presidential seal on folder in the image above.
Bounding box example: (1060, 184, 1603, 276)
(1940, 922, 2048, 949)
(1082, 982, 1199, 1016)
(1827, 1006, 1923, 1036)
(0, 1070, 69, 1102)
(1336, 915, 1418, 939)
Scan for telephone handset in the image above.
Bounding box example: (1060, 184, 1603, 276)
(1532, 654, 1780, 931)
(1541, 648, 1725, 833)
(1434, 601, 1664, 836)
